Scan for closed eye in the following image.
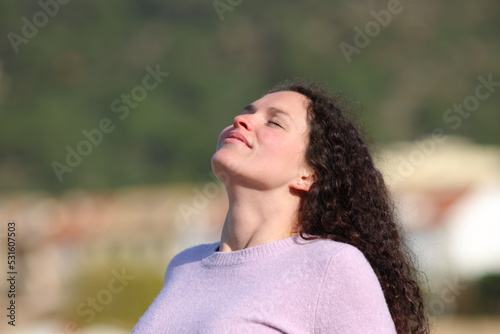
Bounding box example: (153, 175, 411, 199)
(268, 120, 283, 128)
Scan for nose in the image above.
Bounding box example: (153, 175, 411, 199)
(233, 114, 251, 130)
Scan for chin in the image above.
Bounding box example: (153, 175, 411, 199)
(211, 151, 234, 185)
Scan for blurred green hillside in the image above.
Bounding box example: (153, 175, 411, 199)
(1, 0, 499, 192)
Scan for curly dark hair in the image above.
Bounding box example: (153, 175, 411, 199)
(269, 79, 429, 334)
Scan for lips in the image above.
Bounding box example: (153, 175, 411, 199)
(226, 131, 251, 148)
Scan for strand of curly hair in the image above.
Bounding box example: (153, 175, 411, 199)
(269, 80, 429, 334)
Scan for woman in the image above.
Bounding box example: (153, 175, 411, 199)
(132, 80, 428, 333)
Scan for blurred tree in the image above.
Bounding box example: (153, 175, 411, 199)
(1, 0, 499, 192)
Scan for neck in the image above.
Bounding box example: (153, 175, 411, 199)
(219, 185, 300, 252)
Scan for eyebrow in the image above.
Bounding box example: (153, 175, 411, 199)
(242, 104, 256, 113)
(242, 104, 292, 121)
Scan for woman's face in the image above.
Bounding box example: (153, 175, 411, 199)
(211, 91, 312, 190)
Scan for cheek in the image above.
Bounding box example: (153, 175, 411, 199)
(266, 136, 306, 163)
(284, 138, 308, 165)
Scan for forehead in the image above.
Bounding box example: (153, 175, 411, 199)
(250, 91, 311, 139)
(252, 91, 310, 118)
(254, 91, 308, 109)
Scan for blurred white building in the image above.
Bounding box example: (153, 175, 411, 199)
(378, 136, 500, 282)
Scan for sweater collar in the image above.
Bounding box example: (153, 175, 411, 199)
(201, 234, 310, 267)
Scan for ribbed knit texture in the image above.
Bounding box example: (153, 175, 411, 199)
(132, 234, 396, 333)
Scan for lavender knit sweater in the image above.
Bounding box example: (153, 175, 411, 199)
(132, 234, 396, 333)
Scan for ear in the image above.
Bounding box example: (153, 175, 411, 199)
(290, 172, 316, 192)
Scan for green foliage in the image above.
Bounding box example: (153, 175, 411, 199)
(63, 261, 165, 331)
(455, 273, 500, 315)
(1, 0, 499, 192)
(476, 273, 500, 315)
